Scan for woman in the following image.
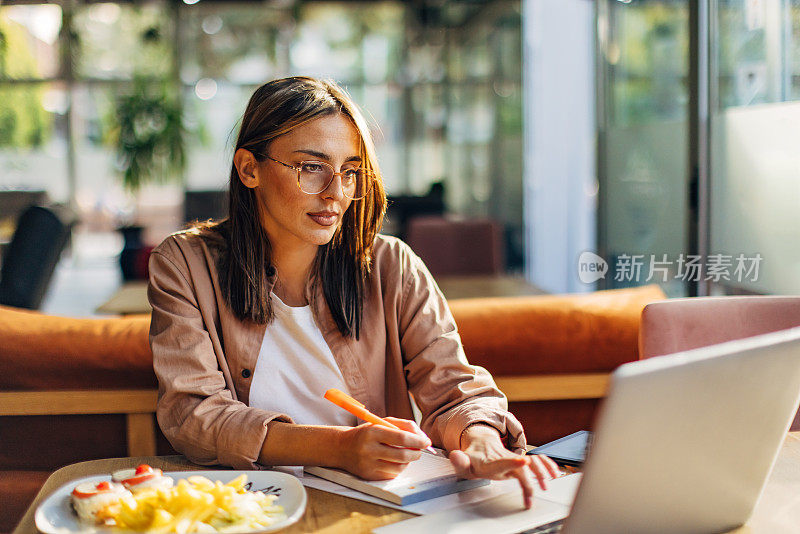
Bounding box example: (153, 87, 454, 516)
(148, 76, 558, 509)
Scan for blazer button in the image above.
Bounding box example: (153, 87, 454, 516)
(242, 369, 251, 378)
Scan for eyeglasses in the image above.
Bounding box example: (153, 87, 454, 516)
(263, 155, 374, 201)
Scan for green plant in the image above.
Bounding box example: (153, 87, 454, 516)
(108, 76, 187, 191)
(0, 19, 51, 148)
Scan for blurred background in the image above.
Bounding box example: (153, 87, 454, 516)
(0, 0, 798, 317)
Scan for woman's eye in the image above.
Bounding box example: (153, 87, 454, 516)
(301, 163, 325, 173)
(343, 169, 359, 180)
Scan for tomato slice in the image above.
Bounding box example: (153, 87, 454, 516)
(123, 469, 161, 487)
(72, 481, 112, 499)
(72, 488, 95, 499)
(134, 464, 152, 476)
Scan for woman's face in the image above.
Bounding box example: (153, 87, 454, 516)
(248, 113, 359, 253)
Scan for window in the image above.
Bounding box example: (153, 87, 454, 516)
(1, 1, 524, 270)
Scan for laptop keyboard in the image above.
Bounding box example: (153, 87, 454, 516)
(517, 519, 564, 534)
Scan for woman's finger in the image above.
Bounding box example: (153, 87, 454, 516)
(370, 424, 430, 450)
(448, 449, 473, 478)
(509, 465, 535, 509)
(376, 459, 410, 478)
(471, 456, 527, 479)
(361, 459, 410, 481)
(375, 443, 422, 464)
(527, 455, 549, 491)
(384, 418, 432, 444)
(536, 454, 561, 478)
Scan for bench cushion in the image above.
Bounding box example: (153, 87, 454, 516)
(0, 306, 153, 390)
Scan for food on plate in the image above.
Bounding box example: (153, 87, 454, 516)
(72, 472, 285, 533)
(70, 480, 131, 522)
(112, 464, 174, 493)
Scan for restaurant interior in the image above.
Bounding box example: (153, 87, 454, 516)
(1, 0, 799, 532)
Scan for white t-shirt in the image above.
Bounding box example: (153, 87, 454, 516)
(248, 293, 358, 427)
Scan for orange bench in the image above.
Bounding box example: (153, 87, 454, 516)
(0, 284, 664, 532)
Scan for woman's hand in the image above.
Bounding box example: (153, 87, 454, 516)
(337, 417, 432, 480)
(449, 423, 561, 509)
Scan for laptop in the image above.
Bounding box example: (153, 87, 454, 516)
(376, 326, 800, 534)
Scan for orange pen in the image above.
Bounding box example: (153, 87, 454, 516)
(324, 388, 436, 453)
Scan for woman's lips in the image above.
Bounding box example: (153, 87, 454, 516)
(308, 212, 339, 226)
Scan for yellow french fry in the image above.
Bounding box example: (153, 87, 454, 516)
(151, 508, 175, 528)
(225, 474, 247, 491)
(84, 473, 283, 532)
(187, 476, 214, 490)
(174, 517, 192, 534)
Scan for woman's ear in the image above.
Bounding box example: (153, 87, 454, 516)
(234, 148, 259, 189)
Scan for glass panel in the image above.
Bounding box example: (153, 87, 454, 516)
(408, 84, 447, 195)
(791, 1, 800, 99)
(73, 2, 173, 80)
(71, 84, 127, 227)
(0, 83, 68, 202)
(710, 0, 800, 294)
(289, 2, 404, 83)
(360, 6, 404, 84)
(598, 0, 690, 296)
(0, 0, 526, 277)
(496, 10, 523, 81)
(715, 0, 788, 108)
(607, 2, 689, 126)
(180, 4, 291, 84)
(184, 82, 254, 191)
(359, 83, 403, 194)
(290, 4, 362, 81)
(73, 81, 184, 244)
(495, 80, 524, 269)
(0, 4, 62, 80)
(445, 83, 495, 216)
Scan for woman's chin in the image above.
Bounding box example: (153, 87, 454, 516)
(305, 228, 338, 247)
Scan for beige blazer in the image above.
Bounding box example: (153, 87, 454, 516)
(148, 230, 525, 469)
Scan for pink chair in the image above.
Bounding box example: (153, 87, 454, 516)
(639, 296, 800, 431)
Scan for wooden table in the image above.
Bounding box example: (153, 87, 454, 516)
(95, 275, 545, 315)
(94, 276, 545, 316)
(95, 281, 151, 315)
(14, 433, 800, 533)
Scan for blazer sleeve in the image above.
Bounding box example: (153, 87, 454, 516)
(148, 238, 293, 469)
(395, 243, 527, 453)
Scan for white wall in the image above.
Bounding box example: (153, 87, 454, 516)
(523, 0, 597, 293)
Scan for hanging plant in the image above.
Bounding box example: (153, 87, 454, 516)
(108, 76, 187, 191)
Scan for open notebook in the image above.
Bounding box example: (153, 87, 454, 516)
(304, 450, 489, 505)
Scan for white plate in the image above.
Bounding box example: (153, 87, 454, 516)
(35, 470, 307, 534)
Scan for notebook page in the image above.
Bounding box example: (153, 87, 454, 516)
(374, 451, 457, 491)
(304, 449, 490, 504)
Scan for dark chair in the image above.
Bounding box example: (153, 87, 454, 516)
(385, 182, 445, 239)
(405, 215, 504, 277)
(0, 205, 75, 310)
(184, 190, 228, 224)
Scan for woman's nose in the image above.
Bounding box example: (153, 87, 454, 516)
(322, 172, 346, 200)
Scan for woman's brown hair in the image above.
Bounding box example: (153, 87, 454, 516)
(206, 76, 386, 338)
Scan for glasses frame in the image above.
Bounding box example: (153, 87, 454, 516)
(263, 154, 374, 200)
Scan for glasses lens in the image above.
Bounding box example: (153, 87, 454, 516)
(297, 162, 371, 200)
(298, 162, 333, 194)
(346, 169, 371, 200)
